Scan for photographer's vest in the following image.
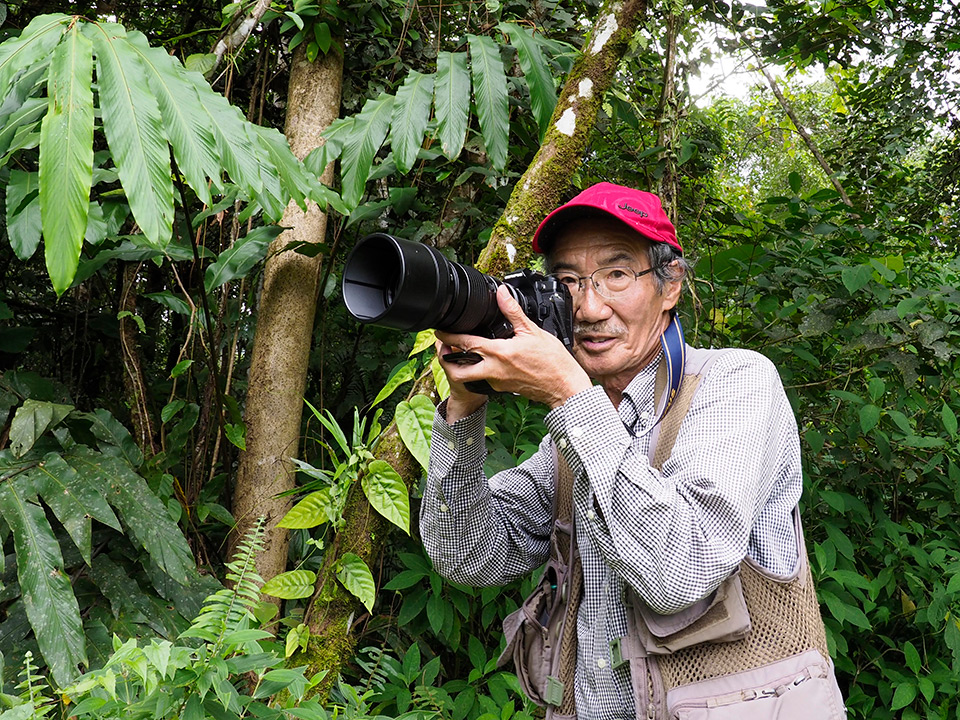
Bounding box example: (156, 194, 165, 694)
(500, 345, 846, 720)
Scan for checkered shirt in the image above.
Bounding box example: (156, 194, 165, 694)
(420, 348, 803, 720)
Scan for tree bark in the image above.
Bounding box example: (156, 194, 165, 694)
(230, 43, 343, 580)
(298, 0, 649, 696)
(477, 0, 648, 276)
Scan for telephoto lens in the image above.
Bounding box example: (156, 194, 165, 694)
(341, 233, 507, 336)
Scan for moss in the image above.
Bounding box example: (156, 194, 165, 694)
(296, 614, 355, 701)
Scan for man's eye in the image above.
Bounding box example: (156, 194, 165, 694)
(606, 269, 629, 279)
(557, 275, 578, 286)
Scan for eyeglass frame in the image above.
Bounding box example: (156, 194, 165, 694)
(549, 265, 660, 300)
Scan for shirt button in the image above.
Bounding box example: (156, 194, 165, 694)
(439, 503, 449, 513)
(597, 658, 608, 669)
(640, 411, 651, 421)
(465, 436, 474, 446)
(558, 438, 568, 449)
(447, 440, 456, 451)
(570, 427, 584, 438)
(586, 510, 596, 520)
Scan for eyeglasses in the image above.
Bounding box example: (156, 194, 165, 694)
(551, 265, 657, 300)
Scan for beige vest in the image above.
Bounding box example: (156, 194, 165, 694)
(615, 348, 845, 719)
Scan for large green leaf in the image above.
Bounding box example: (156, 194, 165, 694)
(500, 23, 557, 140)
(391, 71, 435, 174)
(39, 24, 94, 296)
(336, 553, 376, 612)
(9, 399, 74, 458)
(5, 170, 42, 261)
(372, 358, 418, 407)
(0, 14, 69, 97)
(181, 68, 265, 201)
(123, 31, 223, 207)
(204, 225, 284, 293)
(434, 51, 470, 160)
(0, 97, 46, 161)
(90, 24, 174, 249)
(261, 569, 317, 600)
(277, 488, 339, 529)
(32, 453, 122, 564)
(361, 459, 410, 534)
(341, 94, 395, 209)
(64, 448, 195, 584)
(394, 395, 435, 473)
(0, 481, 87, 686)
(467, 35, 509, 171)
(78, 408, 144, 468)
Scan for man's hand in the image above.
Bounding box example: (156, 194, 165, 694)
(436, 285, 592, 415)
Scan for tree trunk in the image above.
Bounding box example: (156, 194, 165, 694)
(298, 0, 648, 696)
(230, 44, 343, 580)
(477, 0, 648, 276)
(119, 262, 157, 457)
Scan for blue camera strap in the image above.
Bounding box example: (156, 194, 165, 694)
(650, 312, 686, 430)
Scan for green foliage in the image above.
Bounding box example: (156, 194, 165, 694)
(692, 190, 960, 718)
(0, 372, 214, 688)
(0, 13, 338, 294)
(1, 519, 329, 719)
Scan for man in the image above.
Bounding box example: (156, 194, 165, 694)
(420, 183, 844, 718)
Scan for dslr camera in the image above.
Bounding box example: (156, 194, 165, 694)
(342, 234, 574, 393)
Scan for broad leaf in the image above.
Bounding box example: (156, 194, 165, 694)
(277, 488, 339, 529)
(5, 170, 42, 261)
(431, 354, 451, 400)
(391, 71, 435, 174)
(204, 225, 284, 292)
(395, 395, 435, 472)
(91, 24, 174, 249)
(500, 23, 556, 140)
(372, 359, 418, 407)
(78, 408, 145, 468)
(123, 32, 223, 206)
(39, 24, 94, 296)
(0, 481, 87, 686)
(409, 329, 437, 357)
(468, 34, 509, 170)
(434, 51, 470, 160)
(65, 448, 195, 584)
(0, 14, 70, 95)
(340, 94, 395, 209)
(361, 459, 410, 534)
(336, 552, 376, 612)
(9, 398, 74, 458)
(32, 453, 122, 564)
(261, 569, 317, 599)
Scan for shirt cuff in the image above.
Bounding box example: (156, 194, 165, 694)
(430, 399, 488, 478)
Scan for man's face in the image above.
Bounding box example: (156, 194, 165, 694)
(547, 217, 682, 396)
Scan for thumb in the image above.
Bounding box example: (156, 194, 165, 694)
(496, 285, 535, 332)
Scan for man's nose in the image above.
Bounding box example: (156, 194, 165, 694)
(575, 282, 612, 321)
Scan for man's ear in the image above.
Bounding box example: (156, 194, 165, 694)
(660, 262, 684, 312)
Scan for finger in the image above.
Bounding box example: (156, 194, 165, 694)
(496, 285, 535, 332)
(435, 329, 485, 353)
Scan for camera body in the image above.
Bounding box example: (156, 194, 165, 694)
(341, 234, 575, 392)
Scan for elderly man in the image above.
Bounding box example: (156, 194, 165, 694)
(419, 183, 844, 719)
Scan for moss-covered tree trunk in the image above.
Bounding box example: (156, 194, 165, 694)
(230, 44, 343, 580)
(298, 0, 648, 696)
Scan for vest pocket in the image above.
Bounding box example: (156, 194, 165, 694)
(497, 561, 568, 707)
(666, 650, 845, 720)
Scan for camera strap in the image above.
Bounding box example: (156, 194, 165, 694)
(649, 312, 686, 432)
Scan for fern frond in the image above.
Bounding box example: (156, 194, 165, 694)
(11, 651, 55, 717)
(181, 517, 266, 655)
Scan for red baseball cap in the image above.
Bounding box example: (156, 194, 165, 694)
(532, 182, 682, 254)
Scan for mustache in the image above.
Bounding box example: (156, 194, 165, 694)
(574, 322, 627, 339)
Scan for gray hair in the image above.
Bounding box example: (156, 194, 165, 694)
(647, 242, 691, 295)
